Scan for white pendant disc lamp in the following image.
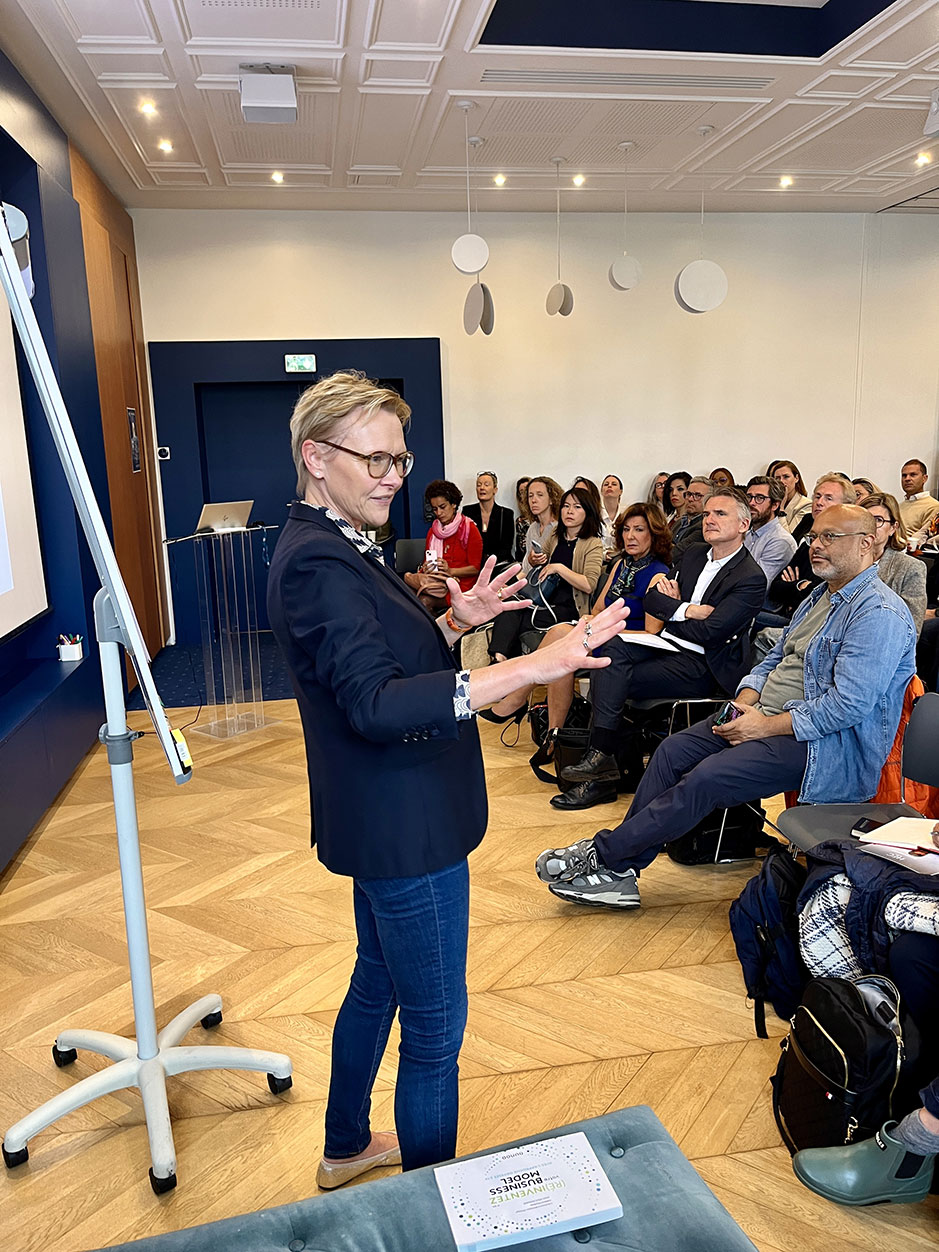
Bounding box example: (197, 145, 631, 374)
(675, 126, 727, 314)
(609, 142, 642, 291)
(546, 157, 574, 316)
(452, 101, 489, 277)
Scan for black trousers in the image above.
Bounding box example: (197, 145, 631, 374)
(887, 930, 939, 1108)
(488, 606, 533, 659)
(589, 637, 716, 734)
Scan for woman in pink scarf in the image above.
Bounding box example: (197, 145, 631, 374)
(404, 479, 483, 613)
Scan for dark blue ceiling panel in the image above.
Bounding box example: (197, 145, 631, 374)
(481, 1, 897, 59)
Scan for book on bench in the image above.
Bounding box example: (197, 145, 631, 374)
(434, 1130, 622, 1252)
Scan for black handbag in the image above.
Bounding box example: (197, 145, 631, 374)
(771, 974, 920, 1154)
(666, 803, 767, 865)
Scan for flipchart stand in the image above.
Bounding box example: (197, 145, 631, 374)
(0, 208, 292, 1193)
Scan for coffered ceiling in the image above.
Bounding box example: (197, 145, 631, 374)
(0, 0, 937, 211)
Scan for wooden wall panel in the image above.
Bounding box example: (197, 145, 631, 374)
(68, 144, 166, 664)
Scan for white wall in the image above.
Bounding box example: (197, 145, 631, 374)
(132, 208, 939, 510)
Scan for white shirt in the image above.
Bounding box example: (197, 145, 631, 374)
(660, 547, 740, 655)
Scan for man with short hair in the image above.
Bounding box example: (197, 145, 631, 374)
(671, 476, 712, 557)
(551, 490, 765, 811)
(899, 459, 939, 535)
(536, 505, 916, 909)
(743, 476, 797, 584)
(764, 473, 857, 623)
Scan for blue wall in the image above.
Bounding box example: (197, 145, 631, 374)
(0, 48, 110, 868)
(149, 338, 444, 646)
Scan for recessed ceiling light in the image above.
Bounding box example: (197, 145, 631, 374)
(493, 173, 506, 186)
(572, 174, 585, 187)
(157, 139, 173, 153)
(779, 175, 793, 188)
(271, 171, 284, 183)
(915, 152, 932, 167)
(139, 101, 156, 116)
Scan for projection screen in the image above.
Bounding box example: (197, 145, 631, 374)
(0, 308, 47, 639)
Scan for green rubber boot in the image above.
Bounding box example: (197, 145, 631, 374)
(793, 1121, 935, 1206)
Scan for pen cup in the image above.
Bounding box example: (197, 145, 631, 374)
(57, 642, 83, 662)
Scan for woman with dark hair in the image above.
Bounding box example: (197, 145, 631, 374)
(481, 487, 606, 723)
(709, 466, 735, 493)
(514, 476, 532, 563)
(463, 471, 515, 567)
(663, 471, 691, 526)
(773, 460, 811, 533)
(599, 504, 672, 627)
(404, 479, 482, 613)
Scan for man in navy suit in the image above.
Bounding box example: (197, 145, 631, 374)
(266, 370, 628, 1186)
(551, 490, 766, 811)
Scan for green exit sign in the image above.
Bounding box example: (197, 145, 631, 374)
(284, 354, 317, 373)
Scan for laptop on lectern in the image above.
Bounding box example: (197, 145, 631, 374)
(195, 500, 253, 533)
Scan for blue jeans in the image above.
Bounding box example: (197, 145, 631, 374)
(324, 859, 469, 1171)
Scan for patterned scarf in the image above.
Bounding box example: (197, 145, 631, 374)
(609, 553, 653, 599)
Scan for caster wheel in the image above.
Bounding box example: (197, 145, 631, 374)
(149, 1167, 177, 1195)
(2, 1142, 28, 1169)
(52, 1044, 78, 1068)
(200, 1010, 223, 1030)
(267, 1073, 292, 1095)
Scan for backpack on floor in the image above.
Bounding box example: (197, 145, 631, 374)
(771, 974, 920, 1154)
(666, 803, 767, 865)
(728, 845, 808, 1038)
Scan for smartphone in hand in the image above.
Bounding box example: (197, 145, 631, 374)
(714, 701, 743, 726)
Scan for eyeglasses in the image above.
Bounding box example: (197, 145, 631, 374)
(807, 530, 865, 547)
(317, 440, 414, 479)
(745, 492, 770, 504)
(684, 491, 706, 501)
(869, 515, 892, 528)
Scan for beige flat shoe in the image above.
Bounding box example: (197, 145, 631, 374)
(316, 1137, 402, 1190)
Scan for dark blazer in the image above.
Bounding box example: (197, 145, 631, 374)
(643, 542, 767, 694)
(463, 502, 515, 564)
(671, 512, 704, 559)
(267, 504, 487, 879)
(768, 539, 819, 618)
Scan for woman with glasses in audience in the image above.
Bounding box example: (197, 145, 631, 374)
(647, 471, 669, 510)
(268, 371, 629, 1186)
(514, 476, 532, 563)
(709, 466, 736, 492)
(489, 476, 562, 662)
(404, 479, 483, 614)
(859, 492, 927, 634)
(662, 470, 691, 527)
(463, 471, 515, 568)
(773, 460, 812, 534)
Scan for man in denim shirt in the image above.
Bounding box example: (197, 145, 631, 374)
(535, 505, 916, 910)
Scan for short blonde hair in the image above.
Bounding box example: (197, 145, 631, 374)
(290, 370, 411, 493)
(813, 472, 857, 504)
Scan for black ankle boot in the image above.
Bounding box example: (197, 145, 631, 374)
(550, 780, 618, 810)
(558, 747, 619, 784)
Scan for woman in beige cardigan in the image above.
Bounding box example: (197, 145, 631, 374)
(480, 487, 604, 726)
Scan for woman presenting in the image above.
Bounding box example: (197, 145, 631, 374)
(267, 371, 628, 1188)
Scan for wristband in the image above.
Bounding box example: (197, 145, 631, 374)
(445, 608, 471, 633)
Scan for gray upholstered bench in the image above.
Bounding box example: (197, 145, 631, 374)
(94, 1105, 756, 1252)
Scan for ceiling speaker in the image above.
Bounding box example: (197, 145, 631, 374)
(239, 70, 298, 124)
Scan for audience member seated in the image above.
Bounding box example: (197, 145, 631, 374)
(743, 476, 798, 584)
(762, 473, 857, 626)
(536, 504, 916, 907)
(670, 476, 711, 556)
(600, 474, 623, 549)
(463, 470, 515, 567)
(898, 458, 939, 535)
(647, 471, 669, 509)
(663, 470, 691, 526)
(859, 492, 927, 633)
(488, 475, 578, 661)
(572, 477, 604, 535)
(773, 460, 812, 533)
(851, 476, 879, 504)
(906, 498, 939, 553)
(709, 466, 736, 492)
(403, 479, 482, 614)
(551, 490, 766, 812)
(480, 489, 612, 732)
(513, 476, 532, 562)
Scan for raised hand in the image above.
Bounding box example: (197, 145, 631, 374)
(446, 556, 531, 629)
(526, 600, 629, 685)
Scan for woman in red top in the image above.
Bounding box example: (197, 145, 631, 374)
(404, 479, 483, 613)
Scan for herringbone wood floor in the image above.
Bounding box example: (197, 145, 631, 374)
(0, 699, 935, 1251)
